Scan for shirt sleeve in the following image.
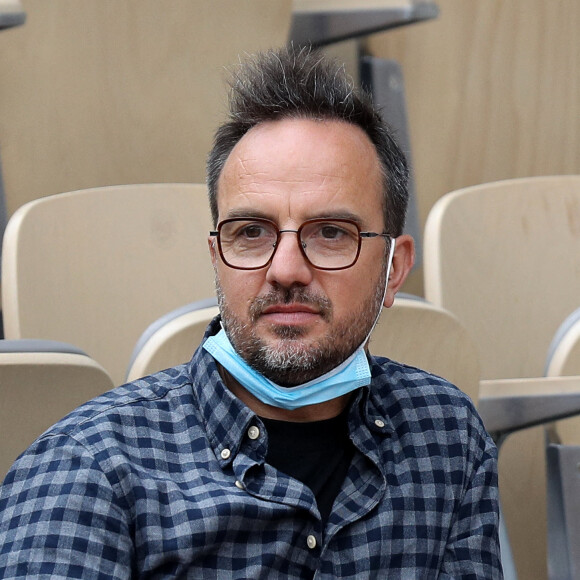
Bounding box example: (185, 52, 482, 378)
(439, 421, 504, 579)
(0, 433, 134, 579)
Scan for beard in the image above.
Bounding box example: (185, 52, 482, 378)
(215, 262, 387, 387)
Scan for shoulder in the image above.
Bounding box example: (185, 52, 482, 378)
(4, 363, 205, 477)
(1, 362, 215, 505)
(368, 355, 491, 451)
(370, 355, 475, 408)
(45, 363, 195, 437)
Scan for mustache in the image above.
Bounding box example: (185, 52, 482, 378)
(249, 287, 332, 322)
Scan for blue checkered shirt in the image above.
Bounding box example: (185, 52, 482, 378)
(0, 321, 502, 579)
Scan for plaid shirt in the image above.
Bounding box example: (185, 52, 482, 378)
(0, 321, 502, 579)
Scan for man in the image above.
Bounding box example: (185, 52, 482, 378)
(0, 47, 502, 578)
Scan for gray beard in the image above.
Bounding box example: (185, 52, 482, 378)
(215, 263, 386, 387)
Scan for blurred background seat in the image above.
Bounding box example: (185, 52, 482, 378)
(423, 174, 580, 580)
(0, 339, 114, 478)
(1, 183, 215, 385)
(126, 297, 219, 382)
(370, 293, 480, 404)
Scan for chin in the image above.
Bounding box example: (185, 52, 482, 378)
(269, 325, 310, 340)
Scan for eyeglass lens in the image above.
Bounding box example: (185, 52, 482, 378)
(217, 219, 361, 270)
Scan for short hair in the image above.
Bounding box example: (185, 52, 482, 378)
(206, 45, 409, 236)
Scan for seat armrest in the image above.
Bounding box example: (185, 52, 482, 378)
(478, 376, 580, 442)
(290, 1, 439, 46)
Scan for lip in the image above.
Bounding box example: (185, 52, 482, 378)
(260, 303, 321, 325)
(262, 303, 320, 315)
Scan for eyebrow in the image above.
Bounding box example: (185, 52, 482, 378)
(223, 208, 273, 220)
(314, 210, 365, 225)
(222, 208, 366, 226)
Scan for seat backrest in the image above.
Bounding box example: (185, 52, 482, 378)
(0, 339, 114, 478)
(370, 295, 480, 406)
(424, 175, 580, 382)
(423, 175, 580, 580)
(1, 183, 215, 384)
(126, 298, 219, 382)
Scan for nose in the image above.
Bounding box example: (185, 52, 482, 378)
(265, 230, 314, 288)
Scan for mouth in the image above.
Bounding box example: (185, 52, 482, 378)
(260, 303, 322, 326)
(249, 288, 333, 327)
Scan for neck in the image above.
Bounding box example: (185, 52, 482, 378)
(220, 366, 352, 422)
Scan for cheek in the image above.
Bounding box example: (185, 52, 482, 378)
(216, 267, 265, 311)
(317, 271, 362, 314)
(332, 259, 385, 308)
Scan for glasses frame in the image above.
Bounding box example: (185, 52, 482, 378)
(209, 217, 392, 271)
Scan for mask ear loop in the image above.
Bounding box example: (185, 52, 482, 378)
(360, 237, 396, 348)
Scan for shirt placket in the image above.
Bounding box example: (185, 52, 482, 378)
(228, 420, 324, 567)
(314, 406, 391, 575)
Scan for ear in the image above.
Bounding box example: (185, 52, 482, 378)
(208, 236, 219, 269)
(383, 234, 415, 308)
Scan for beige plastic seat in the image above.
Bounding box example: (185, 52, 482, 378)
(423, 175, 580, 580)
(0, 339, 114, 479)
(1, 183, 215, 385)
(370, 293, 480, 405)
(127, 298, 219, 382)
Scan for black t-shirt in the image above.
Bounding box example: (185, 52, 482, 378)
(261, 409, 355, 528)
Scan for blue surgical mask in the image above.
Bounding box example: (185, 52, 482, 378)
(203, 329, 371, 410)
(204, 239, 396, 410)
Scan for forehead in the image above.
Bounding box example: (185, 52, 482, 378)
(217, 117, 384, 223)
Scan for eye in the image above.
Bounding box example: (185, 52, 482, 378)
(301, 221, 359, 248)
(240, 223, 267, 239)
(226, 221, 277, 245)
(319, 224, 346, 239)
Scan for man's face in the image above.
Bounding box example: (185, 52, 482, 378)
(210, 118, 389, 386)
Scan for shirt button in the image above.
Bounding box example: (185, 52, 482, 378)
(220, 448, 231, 460)
(374, 419, 385, 428)
(306, 534, 317, 549)
(247, 426, 260, 440)
(235, 480, 245, 489)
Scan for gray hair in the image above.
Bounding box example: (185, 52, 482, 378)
(206, 45, 409, 236)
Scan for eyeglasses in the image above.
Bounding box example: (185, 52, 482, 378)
(210, 217, 392, 271)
